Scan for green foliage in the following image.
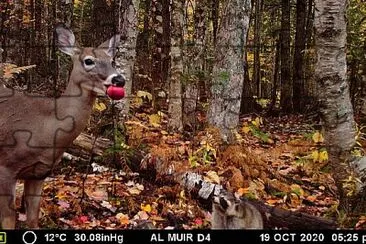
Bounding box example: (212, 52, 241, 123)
(189, 141, 217, 167)
(250, 125, 270, 142)
(242, 117, 273, 144)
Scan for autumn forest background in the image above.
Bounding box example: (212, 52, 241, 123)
(0, 0, 366, 229)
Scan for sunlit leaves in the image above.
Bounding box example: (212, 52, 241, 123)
(241, 117, 273, 144)
(149, 113, 161, 127)
(311, 149, 328, 163)
(312, 131, 324, 143)
(93, 101, 106, 112)
(1, 63, 36, 80)
(189, 140, 217, 167)
(141, 204, 152, 213)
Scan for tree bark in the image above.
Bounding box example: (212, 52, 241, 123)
(280, 0, 292, 113)
(116, 0, 140, 116)
(314, 0, 366, 213)
(208, 0, 251, 143)
(254, 0, 261, 98)
(293, 0, 306, 113)
(168, 0, 183, 131)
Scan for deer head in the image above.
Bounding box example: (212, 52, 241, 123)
(55, 23, 125, 97)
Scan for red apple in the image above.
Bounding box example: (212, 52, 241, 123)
(107, 86, 125, 100)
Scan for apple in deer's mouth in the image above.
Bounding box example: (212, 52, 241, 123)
(106, 86, 125, 100)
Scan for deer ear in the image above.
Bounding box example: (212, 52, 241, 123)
(55, 23, 80, 56)
(98, 34, 120, 57)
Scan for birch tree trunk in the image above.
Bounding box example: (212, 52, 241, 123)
(167, 0, 183, 131)
(314, 0, 366, 213)
(116, 0, 140, 116)
(208, 0, 251, 143)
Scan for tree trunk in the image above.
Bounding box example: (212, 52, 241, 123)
(269, 39, 280, 113)
(254, 0, 261, 98)
(151, 0, 164, 110)
(182, 0, 207, 130)
(134, 0, 152, 92)
(208, 0, 251, 143)
(293, 0, 306, 113)
(280, 0, 292, 113)
(161, 0, 171, 86)
(241, 2, 255, 114)
(167, 0, 183, 131)
(116, 0, 140, 116)
(314, 0, 366, 214)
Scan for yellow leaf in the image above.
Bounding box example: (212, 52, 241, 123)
(137, 90, 153, 101)
(116, 213, 129, 225)
(204, 171, 220, 184)
(157, 111, 166, 117)
(149, 114, 161, 127)
(290, 184, 304, 196)
(233, 130, 243, 141)
(311, 150, 319, 162)
(312, 131, 324, 143)
(236, 187, 249, 196)
(251, 117, 262, 127)
(242, 126, 250, 134)
(133, 97, 143, 107)
(352, 149, 362, 157)
(120, 142, 130, 149)
(179, 190, 186, 200)
(266, 138, 274, 144)
(93, 102, 106, 112)
(56, 191, 67, 200)
(251, 120, 258, 127)
(141, 204, 152, 213)
(319, 150, 328, 163)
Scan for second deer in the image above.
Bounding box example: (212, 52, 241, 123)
(0, 23, 125, 229)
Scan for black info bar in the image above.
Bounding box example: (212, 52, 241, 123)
(0, 230, 366, 244)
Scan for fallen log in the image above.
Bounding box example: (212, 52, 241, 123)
(139, 153, 338, 229)
(72, 133, 112, 156)
(66, 134, 338, 229)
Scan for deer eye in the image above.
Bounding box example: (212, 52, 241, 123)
(84, 58, 95, 66)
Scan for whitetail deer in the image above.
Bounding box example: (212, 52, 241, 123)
(0, 23, 125, 229)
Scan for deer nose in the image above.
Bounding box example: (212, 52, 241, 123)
(112, 75, 125, 87)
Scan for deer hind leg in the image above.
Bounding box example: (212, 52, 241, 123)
(0, 167, 16, 229)
(24, 179, 44, 229)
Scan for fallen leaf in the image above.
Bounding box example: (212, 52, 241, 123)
(116, 213, 130, 225)
(204, 171, 220, 184)
(79, 216, 88, 223)
(141, 204, 152, 213)
(194, 218, 203, 226)
(18, 213, 27, 222)
(57, 200, 70, 209)
(312, 131, 324, 143)
(135, 211, 149, 220)
(93, 101, 106, 112)
(306, 195, 317, 202)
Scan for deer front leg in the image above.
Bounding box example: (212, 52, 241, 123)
(0, 174, 16, 229)
(24, 179, 44, 229)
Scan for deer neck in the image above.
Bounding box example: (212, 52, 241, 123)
(56, 74, 97, 130)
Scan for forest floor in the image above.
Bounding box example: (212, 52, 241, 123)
(14, 103, 366, 229)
